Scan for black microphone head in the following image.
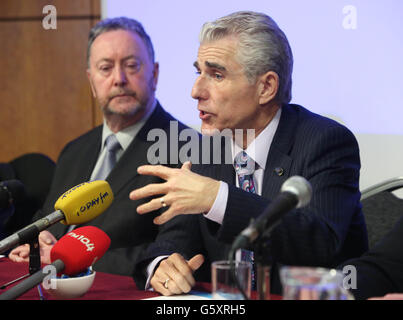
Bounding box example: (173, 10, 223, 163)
(0, 180, 26, 209)
(280, 176, 312, 208)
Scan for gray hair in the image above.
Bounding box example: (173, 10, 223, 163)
(199, 11, 293, 104)
(87, 17, 155, 67)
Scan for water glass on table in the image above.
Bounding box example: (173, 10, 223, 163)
(211, 260, 251, 300)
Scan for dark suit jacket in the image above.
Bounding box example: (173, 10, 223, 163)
(340, 214, 403, 300)
(133, 104, 368, 293)
(34, 103, 190, 276)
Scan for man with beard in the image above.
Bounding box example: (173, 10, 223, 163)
(8, 17, 191, 276)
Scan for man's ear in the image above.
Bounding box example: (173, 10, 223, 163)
(87, 69, 97, 98)
(151, 62, 159, 91)
(258, 71, 279, 105)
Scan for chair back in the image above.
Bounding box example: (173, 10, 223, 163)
(0, 153, 55, 234)
(361, 177, 403, 248)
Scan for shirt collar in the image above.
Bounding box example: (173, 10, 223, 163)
(101, 99, 157, 152)
(232, 107, 282, 170)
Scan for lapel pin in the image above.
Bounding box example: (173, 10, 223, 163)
(274, 167, 284, 176)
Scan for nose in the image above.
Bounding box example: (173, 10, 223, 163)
(113, 66, 127, 87)
(191, 75, 208, 100)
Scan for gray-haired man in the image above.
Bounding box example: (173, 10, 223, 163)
(131, 11, 368, 295)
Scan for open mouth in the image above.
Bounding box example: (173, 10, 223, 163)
(199, 110, 209, 119)
(199, 109, 213, 120)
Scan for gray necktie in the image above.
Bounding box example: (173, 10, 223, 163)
(66, 135, 120, 234)
(92, 134, 121, 181)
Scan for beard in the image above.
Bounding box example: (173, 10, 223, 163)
(100, 86, 154, 119)
(101, 89, 138, 115)
(101, 77, 156, 118)
(102, 97, 145, 118)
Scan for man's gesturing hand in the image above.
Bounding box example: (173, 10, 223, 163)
(129, 162, 220, 224)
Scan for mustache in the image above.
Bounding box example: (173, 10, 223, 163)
(108, 90, 136, 100)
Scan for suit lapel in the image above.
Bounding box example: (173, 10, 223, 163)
(106, 103, 175, 195)
(262, 104, 297, 198)
(75, 127, 102, 184)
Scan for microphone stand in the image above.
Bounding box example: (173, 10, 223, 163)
(28, 238, 41, 275)
(28, 238, 45, 300)
(227, 246, 249, 300)
(228, 223, 276, 300)
(253, 234, 272, 300)
(0, 232, 45, 300)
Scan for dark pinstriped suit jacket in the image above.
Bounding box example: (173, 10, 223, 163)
(133, 104, 368, 293)
(33, 103, 190, 276)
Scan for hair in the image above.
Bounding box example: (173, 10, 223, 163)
(199, 11, 293, 104)
(87, 16, 155, 67)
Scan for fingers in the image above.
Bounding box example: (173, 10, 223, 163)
(8, 232, 57, 264)
(162, 255, 195, 293)
(181, 161, 192, 171)
(40, 245, 54, 265)
(129, 182, 168, 202)
(39, 231, 57, 246)
(131, 162, 218, 225)
(152, 207, 178, 225)
(151, 253, 203, 296)
(135, 197, 180, 224)
(188, 254, 204, 272)
(137, 165, 175, 180)
(8, 244, 30, 263)
(150, 275, 172, 296)
(151, 265, 185, 296)
(136, 196, 170, 215)
(130, 164, 190, 201)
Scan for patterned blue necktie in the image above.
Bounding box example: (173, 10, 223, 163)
(234, 151, 257, 289)
(92, 134, 121, 181)
(234, 151, 257, 193)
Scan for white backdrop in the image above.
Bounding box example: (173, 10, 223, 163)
(102, 0, 403, 191)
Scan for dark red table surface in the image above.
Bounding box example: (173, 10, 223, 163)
(0, 258, 159, 300)
(0, 258, 280, 300)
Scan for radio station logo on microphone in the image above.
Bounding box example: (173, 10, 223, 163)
(67, 231, 95, 252)
(75, 191, 110, 217)
(60, 182, 90, 199)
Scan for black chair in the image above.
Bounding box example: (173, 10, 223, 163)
(0, 153, 56, 234)
(361, 177, 403, 249)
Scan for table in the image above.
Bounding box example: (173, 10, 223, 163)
(0, 258, 160, 300)
(0, 258, 280, 300)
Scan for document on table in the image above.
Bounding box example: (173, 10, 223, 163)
(144, 290, 212, 300)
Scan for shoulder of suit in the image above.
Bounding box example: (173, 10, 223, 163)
(145, 104, 200, 143)
(58, 125, 102, 157)
(286, 103, 354, 134)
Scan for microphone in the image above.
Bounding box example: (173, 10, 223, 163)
(0, 180, 113, 254)
(0, 180, 26, 210)
(0, 226, 111, 300)
(231, 176, 312, 251)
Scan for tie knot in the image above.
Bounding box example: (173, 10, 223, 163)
(105, 134, 121, 153)
(234, 151, 255, 177)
